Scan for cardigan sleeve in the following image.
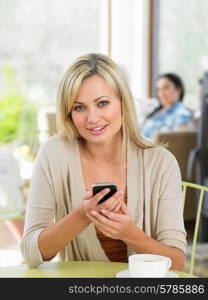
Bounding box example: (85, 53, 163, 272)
(20, 142, 56, 267)
(156, 151, 187, 254)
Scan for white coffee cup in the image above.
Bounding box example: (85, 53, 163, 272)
(128, 254, 172, 278)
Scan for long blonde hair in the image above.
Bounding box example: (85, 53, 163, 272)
(56, 53, 156, 158)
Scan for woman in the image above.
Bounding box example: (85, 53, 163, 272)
(141, 73, 193, 139)
(21, 54, 186, 270)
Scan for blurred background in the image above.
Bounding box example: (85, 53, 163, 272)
(0, 0, 208, 277)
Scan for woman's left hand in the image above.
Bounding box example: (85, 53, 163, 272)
(86, 202, 135, 240)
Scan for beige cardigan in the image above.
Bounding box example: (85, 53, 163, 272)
(20, 135, 187, 267)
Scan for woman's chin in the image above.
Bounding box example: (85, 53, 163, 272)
(160, 100, 175, 107)
(86, 136, 108, 144)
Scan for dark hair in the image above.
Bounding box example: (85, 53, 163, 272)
(147, 73, 185, 119)
(156, 73, 185, 101)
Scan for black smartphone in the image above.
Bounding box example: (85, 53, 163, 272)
(92, 182, 117, 204)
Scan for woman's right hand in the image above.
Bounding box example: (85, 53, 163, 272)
(81, 188, 124, 215)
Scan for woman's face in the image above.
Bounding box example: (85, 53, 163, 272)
(71, 75, 122, 144)
(156, 77, 181, 108)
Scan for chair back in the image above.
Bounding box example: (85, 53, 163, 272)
(153, 131, 197, 221)
(182, 181, 208, 275)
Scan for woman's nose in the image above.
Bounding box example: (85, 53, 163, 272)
(85, 108, 100, 124)
(158, 89, 168, 99)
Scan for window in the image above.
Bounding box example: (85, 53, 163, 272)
(153, 0, 208, 111)
(0, 0, 102, 106)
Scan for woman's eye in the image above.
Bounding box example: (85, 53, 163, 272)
(98, 100, 109, 107)
(74, 105, 86, 111)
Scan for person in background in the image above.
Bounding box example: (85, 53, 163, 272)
(141, 73, 193, 140)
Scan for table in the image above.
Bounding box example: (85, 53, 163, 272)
(0, 261, 196, 278)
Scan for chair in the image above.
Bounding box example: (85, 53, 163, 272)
(38, 107, 57, 143)
(153, 131, 197, 221)
(182, 181, 208, 275)
(0, 130, 42, 221)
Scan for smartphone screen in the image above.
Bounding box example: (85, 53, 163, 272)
(92, 182, 117, 204)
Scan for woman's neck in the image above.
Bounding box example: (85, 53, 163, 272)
(79, 132, 123, 164)
(162, 100, 179, 109)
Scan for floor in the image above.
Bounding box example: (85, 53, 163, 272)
(0, 220, 208, 277)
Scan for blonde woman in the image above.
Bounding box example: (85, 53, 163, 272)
(21, 53, 186, 270)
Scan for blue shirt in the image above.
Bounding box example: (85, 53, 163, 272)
(141, 102, 192, 139)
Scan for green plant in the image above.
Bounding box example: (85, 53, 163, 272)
(0, 65, 25, 142)
(18, 101, 39, 137)
(0, 65, 39, 143)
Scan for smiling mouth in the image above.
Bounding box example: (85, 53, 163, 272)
(87, 125, 108, 134)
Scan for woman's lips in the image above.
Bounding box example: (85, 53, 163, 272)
(87, 125, 108, 135)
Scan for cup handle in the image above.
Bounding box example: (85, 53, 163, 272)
(167, 258, 172, 270)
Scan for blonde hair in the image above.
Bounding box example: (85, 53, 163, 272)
(56, 53, 156, 156)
